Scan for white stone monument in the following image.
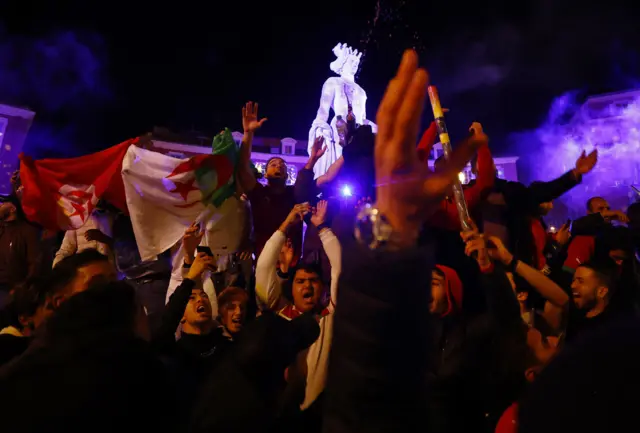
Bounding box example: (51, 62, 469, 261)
(308, 43, 377, 178)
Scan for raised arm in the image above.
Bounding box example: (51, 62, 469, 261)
(488, 235, 569, 330)
(294, 136, 328, 203)
(255, 204, 309, 310)
(527, 149, 598, 205)
(311, 200, 341, 310)
(237, 102, 267, 194)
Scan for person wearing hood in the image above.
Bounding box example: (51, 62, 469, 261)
(426, 224, 533, 433)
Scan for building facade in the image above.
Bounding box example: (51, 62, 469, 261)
(149, 129, 520, 185)
(0, 103, 36, 195)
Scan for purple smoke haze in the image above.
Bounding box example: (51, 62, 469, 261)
(0, 25, 111, 157)
(511, 91, 640, 223)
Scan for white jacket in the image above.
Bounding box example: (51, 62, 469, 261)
(255, 227, 341, 410)
(53, 213, 114, 267)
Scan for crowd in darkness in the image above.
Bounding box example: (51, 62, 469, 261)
(0, 50, 639, 433)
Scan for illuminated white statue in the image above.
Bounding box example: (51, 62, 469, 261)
(308, 43, 377, 178)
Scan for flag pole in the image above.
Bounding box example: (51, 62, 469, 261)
(427, 85, 472, 231)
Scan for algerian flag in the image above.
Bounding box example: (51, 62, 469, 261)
(121, 129, 239, 261)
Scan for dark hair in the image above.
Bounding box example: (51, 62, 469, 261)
(218, 287, 249, 311)
(1, 276, 50, 329)
(586, 196, 605, 212)
(265, 157, 286, 168)
(51, 249, 110, 294)
(577, 259, 617, 294)
(281, 263, 323, 302)
(626, 202, 640, 226)
(44, 280, 138, 339)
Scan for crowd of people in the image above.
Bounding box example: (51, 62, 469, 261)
(0, 50, 639, 433)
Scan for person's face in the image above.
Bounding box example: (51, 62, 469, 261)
(588, 198, 610, 215)
(343, 55, 360, 76)
(220, 299, 247, 335)
(67, 262, 118, 296)
(539, 201, 553, 216)
(430, 271, 449, 315)
(0, 202, 16, 221)
(182, 288, 213, 327)
(571, 266, 607, 311)
(291, 269, 322, 313)
(265, 158, 287, 181)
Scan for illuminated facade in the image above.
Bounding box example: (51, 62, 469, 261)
(308, 43, 377, 178)
(428, 142, 519, 183)
(150, 132, 307, 186)
(0, 103, 36, 195)
(151, 133, 519, 189)
(568, 90, 640, 187)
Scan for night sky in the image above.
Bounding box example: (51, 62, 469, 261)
(2, 0, 640, 159)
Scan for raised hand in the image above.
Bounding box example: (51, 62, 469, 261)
(279, 238, 295, 272)
(486, 236, 514, 266)
(374, 50, 486, 246)
(469, 122, 483, 136)
(602, 209, 629, 224)
(460, 219, 490, 267)
(183, 222, 204, 261)
(186, 252, 216, 280)
(309, 136, 327, 162)
(574, 149, 598, 176)
(311, 200, 329, 227)
(242, 101, 267, 133)
(279, 203, 310, 233)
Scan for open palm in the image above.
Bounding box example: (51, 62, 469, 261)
(242, 101, 267, 133)
(374, 50, 486, 242)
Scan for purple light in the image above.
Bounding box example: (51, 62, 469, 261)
(512, 90, 640, 218)
(341, 185, 353, 197)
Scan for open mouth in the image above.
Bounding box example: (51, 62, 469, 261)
(196, 305, 207, 314)
(302, 291, 314, 300)
(231, 317, 242, 325)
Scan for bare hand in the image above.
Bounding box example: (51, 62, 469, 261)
(556, 222, 571, 247)
(487, 236, 514, 266)
(374, 50, 486, 246)
(242, 101, 267, 133)
(469, 122, 483, 136)
(279, 238, 295, 272)
(283, 203, 310, 228)
(602, 209, 629, 223)
(311, 200, 329, 227)
(574, 149, 598, 176)
(186, 252, 216, 280)
(84, 229, 110, 244)
(183, 222, 204, 260)
(309, 136, 327, 161)
(355, 196, 372, 210)
(460, 219, 490, 267)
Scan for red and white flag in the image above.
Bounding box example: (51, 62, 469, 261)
(121, 145, 231, 261)
(18, 140, 134, 230)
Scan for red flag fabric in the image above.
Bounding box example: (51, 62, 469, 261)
(18, 139, 134, 230)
